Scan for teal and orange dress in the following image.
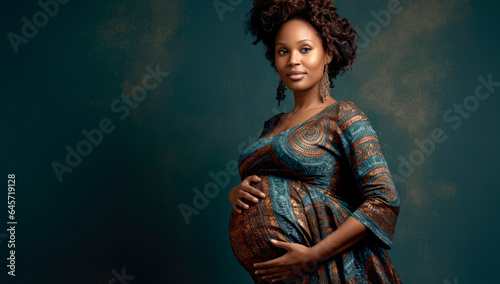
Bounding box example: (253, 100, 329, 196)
(228, 100, 401, 283)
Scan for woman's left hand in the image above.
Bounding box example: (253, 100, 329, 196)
(253, 239, 319, 282)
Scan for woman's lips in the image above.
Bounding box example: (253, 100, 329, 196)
(287, 73, 305, 80)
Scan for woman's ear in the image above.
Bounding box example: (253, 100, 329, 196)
(325, 51, 333, 65)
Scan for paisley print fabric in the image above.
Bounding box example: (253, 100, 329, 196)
(228, 100, 401, 283)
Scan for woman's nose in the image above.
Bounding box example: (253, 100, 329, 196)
(288, 50, 301, 66)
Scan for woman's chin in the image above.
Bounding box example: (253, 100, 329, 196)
(283, 82, 314, 92)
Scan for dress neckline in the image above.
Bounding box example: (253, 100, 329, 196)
(262, 100, 343, 141)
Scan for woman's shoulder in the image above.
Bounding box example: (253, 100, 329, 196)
(328, 100, 372, 129)
(258, 112, 284, 136)
(331, 100, 369, 117)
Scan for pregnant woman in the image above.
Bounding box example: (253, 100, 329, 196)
(228, 1, 401, 283)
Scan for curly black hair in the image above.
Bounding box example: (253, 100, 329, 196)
(243, 0, 358, 88)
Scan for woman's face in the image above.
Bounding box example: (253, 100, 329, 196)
(274, 18, 331, 94)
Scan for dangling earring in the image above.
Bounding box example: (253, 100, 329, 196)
(321, 64, 330, 103)
(276, 79, 286, 108)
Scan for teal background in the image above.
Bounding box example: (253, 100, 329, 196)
(1, 0, 499, 283)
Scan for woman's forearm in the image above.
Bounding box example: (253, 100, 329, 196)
(309, 216, 368, 262)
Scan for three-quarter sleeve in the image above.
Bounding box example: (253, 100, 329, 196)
(335, 101, 400, 250)
(258, 119, 271, 139)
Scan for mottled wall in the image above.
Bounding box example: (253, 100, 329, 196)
(1, 0, 498, 283)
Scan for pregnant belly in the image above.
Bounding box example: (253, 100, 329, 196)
(228, 175, 308, 282)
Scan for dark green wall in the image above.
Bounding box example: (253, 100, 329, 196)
(1, 0, 498, 283)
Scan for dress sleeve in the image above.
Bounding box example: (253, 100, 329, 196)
(258, 114, 280, 139)
(335, 101, 400, 250)
(258, 119, 271, 139)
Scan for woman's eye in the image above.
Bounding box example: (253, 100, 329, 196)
(278, 48, 310, 55)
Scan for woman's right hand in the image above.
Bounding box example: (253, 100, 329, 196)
(228, 175, 266, 213)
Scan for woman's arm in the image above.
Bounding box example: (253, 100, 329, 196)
(308, 216, 368, 262)
(310, 101, 401, 261)
(253, 216, 369, 280)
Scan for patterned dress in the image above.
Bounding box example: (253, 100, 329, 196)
(228, 100, 401, 283)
